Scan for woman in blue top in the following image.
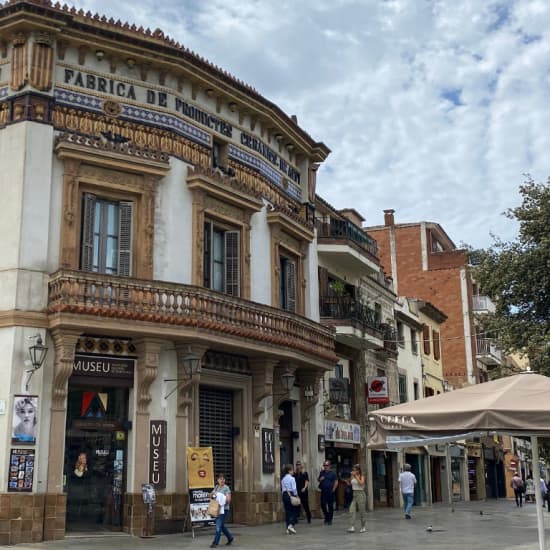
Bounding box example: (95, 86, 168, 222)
(281, 464, 299, 534)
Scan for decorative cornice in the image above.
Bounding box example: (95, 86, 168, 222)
(0, 309, 48, 328)
(267, 209, 314, 243)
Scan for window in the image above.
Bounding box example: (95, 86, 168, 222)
(397, 322, 405, 348)
(410, 328, 418, 354)
(374, 302, 382, 326)
(422, 324, 431, 355)
(413, 381, 419, 400)
(279, 254, 297, 312)
(203, 220, 240, 296)
(80, 193, 133, 276)
(430, 232, 445, 252)
(398, 375, 407, 403)
(433, 329, 441, 361)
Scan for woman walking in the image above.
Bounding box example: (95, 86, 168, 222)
(281, 464, 299, 534)
(209, 473, 234, 548)
(347, 464, 367, 533)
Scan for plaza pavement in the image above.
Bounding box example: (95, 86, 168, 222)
(12, 499, 550, 550)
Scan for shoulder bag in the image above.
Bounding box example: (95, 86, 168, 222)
(207, 497, 220, 517)
(290, 495, 301, 506)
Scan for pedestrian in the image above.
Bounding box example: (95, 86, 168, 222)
(511, 471, 524, 507)
(209, 473, 234, 548)
(525, 475, 535, 503)
(347, 464, 367, 533)
(539, 477, 547, 508)
(294, 461, 312, 523)
(317, 460, 338, 525)
(282, 464, 299, 534)
(398, 463, 417, 519)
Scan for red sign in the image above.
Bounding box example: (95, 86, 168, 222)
(367, 376, 389, 404)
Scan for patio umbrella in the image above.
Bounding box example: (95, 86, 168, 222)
(367, 373, 550, 550)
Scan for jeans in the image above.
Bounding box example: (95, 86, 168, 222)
(320, 491, 335, 523)
(212, 513, 233, 545)
(514, 488, 523, 507)
(282, 493, 299, 528)
(403, 492, 414, 516)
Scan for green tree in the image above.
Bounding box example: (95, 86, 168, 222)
(471, 176, 550, 374)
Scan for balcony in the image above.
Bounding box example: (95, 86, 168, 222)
(316, 217, 379, 275)
(48, 270, 336, 367)
(319, 295, 384, 350)
(476, 338, 502, 366)
(473, 295, 496, 314)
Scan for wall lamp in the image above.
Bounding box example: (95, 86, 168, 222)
(164, 347, 202, 399)
(281, 368, 296, 392)
(24, 335, 48, 391)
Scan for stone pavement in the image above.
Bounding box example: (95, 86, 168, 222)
(12, 500, 550, 550)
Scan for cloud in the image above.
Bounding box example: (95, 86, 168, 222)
(77, 0, 550, 248)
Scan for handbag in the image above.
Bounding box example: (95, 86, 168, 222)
(207, 497, 220, 517)
(289, 495, 301, 507)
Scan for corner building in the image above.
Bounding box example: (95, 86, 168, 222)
(0, 1, 336, 543)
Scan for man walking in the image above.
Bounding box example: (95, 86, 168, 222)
(294, 461, 312, 523)
(318, 460, 338, 525)
(399, 463, 416, 519)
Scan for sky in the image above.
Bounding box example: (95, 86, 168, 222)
(79, 0, 550, 249)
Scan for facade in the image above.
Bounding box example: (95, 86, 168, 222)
(314, 199, 400, 510)
(367, 209, 478, 388)
(0, 1, 337, 544)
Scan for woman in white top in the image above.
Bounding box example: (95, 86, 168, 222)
(210, 473, 234, 548)
(347, 464, 367, 533)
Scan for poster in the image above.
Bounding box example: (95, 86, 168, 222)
(11, 395, 38, 445)
(367, 376, 390, 404)
(8, 448, 35, 492)
(186, 447, 214, 489)
(186, 447, 215, 527)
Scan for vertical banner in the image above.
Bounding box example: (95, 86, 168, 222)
(149, 420, 167, 488)
(186, 447, 215, 527)
(8, 449, 35, 492)
(262, 429, 274, 473)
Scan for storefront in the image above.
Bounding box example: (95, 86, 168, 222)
(371, 451, 397, 508)
(466, 443, 485, 501)
(65, 350, 135, 531)
(405, 450, 428, 506)
(449, 444, 466, 501)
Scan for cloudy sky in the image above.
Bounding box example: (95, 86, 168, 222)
(80, 0, 550, 248)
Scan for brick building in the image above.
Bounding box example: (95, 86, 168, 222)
(366, 210, 477, 388)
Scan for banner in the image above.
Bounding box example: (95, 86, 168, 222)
(367, 376, 389, 404)
(186, 447, 215, 527)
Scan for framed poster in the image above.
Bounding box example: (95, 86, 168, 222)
(11, 395, 38, 445)
(262, 428, 274, 474)
(8, 448, 35, 492)
(189, 488, 216, 527)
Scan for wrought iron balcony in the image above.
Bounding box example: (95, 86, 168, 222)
(316, 217, 379, 261)
(48, 270, 336, 364)
(476, 338, 502, 366)
(472, 295, 496, 314)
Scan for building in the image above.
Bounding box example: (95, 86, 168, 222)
(367, 209, 478, 388)
(314, 199, 400, 510)
(0, 1, 337, 543)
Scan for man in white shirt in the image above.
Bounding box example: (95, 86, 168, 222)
(398, 463, 417, 519)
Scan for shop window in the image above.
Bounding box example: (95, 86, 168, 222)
(80, 193, 133, 276)
(203, 220, 240, 296)
(279, 255, 297, 312)
(422, 324, 431, 355)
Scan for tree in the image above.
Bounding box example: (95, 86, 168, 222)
(471, 176, 550, 375)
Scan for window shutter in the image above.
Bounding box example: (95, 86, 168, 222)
(433, 330, 441, 360)
(285, 259, 297, 312)
(224, 230, 240, 296)
(422, 324, 431, 355)
(117, 201, 133, 276)
(318, 266, 329, 296)
(80, 193, 96, 271)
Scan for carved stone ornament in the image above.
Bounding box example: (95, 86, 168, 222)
(102, 100, 122, 117)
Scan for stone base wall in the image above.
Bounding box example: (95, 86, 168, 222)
(0, 493, 66, 545)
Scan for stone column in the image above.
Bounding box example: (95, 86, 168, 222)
(44, 329, 80, 541)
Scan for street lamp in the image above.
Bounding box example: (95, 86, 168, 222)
(163, 347, 202, 399)
(28, 335, 48, 371)
(281, 368, 295, 392)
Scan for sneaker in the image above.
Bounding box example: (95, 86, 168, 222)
(405, 514, 412, 519)
(225, 538, 234, 546)
(287, 525, 296, 534)
(347, 527, 355, 533)
(360, 527, 366, 533)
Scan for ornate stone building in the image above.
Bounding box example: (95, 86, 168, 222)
(0, 1, 335, 543)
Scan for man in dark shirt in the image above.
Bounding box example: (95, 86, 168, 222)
(294, 461, 311, 523)
(317, 460, 338, 525)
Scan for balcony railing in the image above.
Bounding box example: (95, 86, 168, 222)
(473, 295, 496, 314)
(316, 217, 378, 259)
(476, 338, 502, 364)
(382, 323, 399, 355)
(48, 270, 336, 363)
(319, 295, 383, 337)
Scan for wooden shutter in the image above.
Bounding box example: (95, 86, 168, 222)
(11, 41, 28, 91)
(284, 258, 297, 312)
(117, 201, 133, 276)
(422, 324, 431, 355)
(224, 230, 240, 296)
(30, 43, 53, 91)
(80, 193, 96, 271)
(433, 330, 441, 360)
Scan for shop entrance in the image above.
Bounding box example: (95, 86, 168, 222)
(324, 447, 356, 510)
(64, 386, 128, 532)
(372, 451, 395, 507)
